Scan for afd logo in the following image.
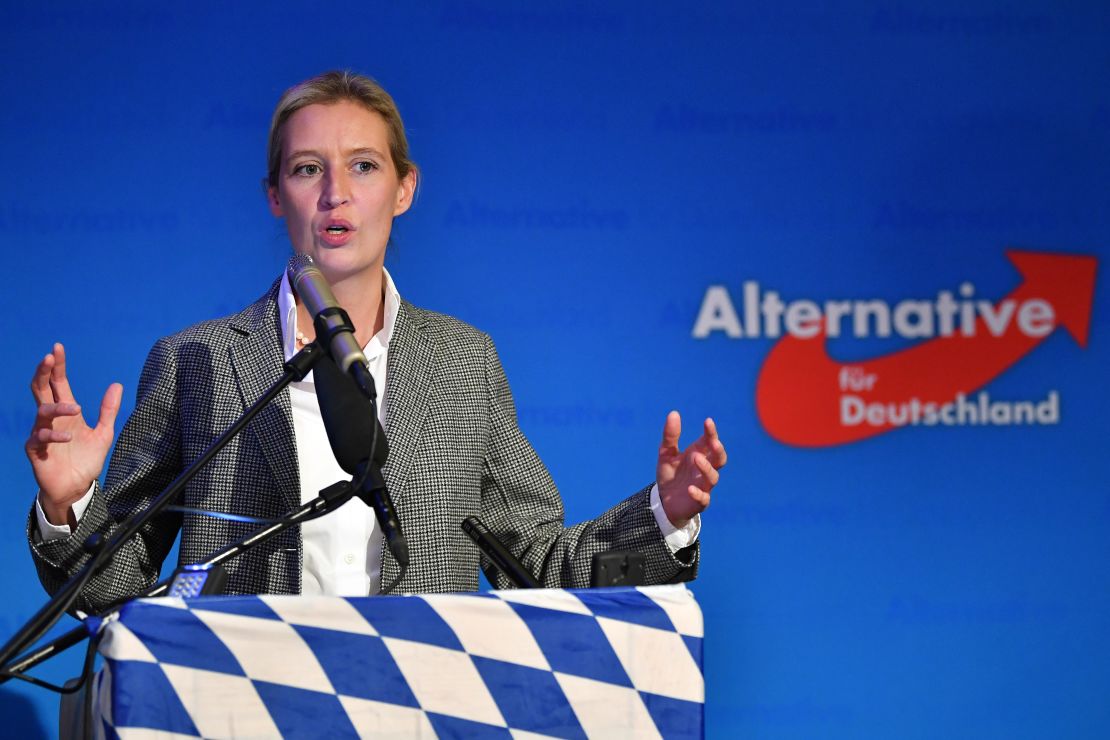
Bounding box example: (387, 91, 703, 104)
(692, 250, 1098, 447)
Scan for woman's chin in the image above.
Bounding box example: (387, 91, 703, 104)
(312, 254, 381, 285)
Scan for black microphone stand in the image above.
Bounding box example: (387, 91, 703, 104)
(0, 342, 325, 676)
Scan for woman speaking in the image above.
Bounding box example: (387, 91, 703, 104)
(25, 71, 727, 613)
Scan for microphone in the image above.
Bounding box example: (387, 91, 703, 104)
(286, 253, 377, 400)
(462, 517, 539, 589)
(313, 350, 388, 470)
(314, 350, 408, 567)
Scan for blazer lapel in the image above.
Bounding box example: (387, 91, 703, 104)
(383, 301, 438, 501)
(227, 284, 301, 513)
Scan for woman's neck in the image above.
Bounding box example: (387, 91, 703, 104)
(296, 265, 385, 347)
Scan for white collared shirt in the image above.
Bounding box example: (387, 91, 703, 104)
(277, 267, 399, 596)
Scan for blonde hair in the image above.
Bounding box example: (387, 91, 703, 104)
(266, 70, 416, 189)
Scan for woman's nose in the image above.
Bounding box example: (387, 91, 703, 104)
(321, 172, 351, 208)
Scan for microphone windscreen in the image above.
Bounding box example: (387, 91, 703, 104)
(313, 352, 378, 475)
(286, 253, 317, 289)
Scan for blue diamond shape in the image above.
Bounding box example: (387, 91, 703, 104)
(293, 624, 419, 707)
(640, 691, 704, 739)
(507, 603, 631, 686)
(426, 712, 512, 739)
(186, 595, 282, 620)
(347, 596, 462, 651)
(120, 603, 243, 675)
(253, 680, 359, 738)
(472, 656, 587, 739)
(107, 660, 200, 736)
(573, 587, 677, 632)
(683, 634, 703, 667)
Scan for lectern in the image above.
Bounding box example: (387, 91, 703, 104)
(86, 585, 704, 738)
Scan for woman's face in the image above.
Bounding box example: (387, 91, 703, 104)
(268, 100, 415, 283)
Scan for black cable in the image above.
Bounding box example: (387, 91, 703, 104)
(349, 390, 401, 595)
(380, 562, 407, 596)
(0, 628, 100, 695)
(0, 668, 79, 694)
(81, 631, 101, 740)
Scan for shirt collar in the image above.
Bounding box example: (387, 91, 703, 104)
(278, 266, 401, 362)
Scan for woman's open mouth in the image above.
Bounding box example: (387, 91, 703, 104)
(320, 220, 356, 245)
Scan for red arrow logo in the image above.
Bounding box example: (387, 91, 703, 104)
(755, 250, 1098, 447)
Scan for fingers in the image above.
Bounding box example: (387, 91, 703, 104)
(30, 351, 56, 404)
(673, 451, 718, 516)
(693, 451, 720, 487)
(36, 401, 81, 423)
(702, 417, 728, 468)
(25, 418, 77, 456)
(97, 383, 124, 433)
(660, 410, 682, 452)
(26, 401, 81, 450)
(30, 343, 77, 405)
(686, 484, 711, 509)
(31, 426, 75, 445)
(49, 343, 77, 404)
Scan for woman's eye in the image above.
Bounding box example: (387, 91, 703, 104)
(354, 161, 379, 174)
(293, 163, 321, 176)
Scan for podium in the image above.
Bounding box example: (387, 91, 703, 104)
(86, 585, 704, 738)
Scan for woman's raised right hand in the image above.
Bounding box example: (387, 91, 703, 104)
(25, 343, 122, 527)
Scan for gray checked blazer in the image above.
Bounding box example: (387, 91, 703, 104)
(29, 281, 697, 614)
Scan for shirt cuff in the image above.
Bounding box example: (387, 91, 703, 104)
(649, 483, 701, 552)
(35, 484, 95, 542)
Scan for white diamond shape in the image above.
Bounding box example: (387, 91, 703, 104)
(190, 609, 334, 693)
(596, 616, 703, 702)
(383, 637, 506, 727)
(494, 588, 592, 615)
(99, 622, 158, 663)
(555, 672, 661, 739)
(160, 664, 281, 739)
(260, 595, 379, 636)
(637, 585, 703, 637)
(423, 593, 550, 670)
(338, 695, 438, 738)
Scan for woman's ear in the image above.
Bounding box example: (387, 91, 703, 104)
(266, 183, 284, 217)
(393, 168, 418, 216)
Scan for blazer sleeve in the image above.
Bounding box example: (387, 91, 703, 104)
(27, 337, 185, 615)
(477, 335, 698, 589)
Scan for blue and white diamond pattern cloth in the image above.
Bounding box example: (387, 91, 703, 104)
(90, 585, 704, 739)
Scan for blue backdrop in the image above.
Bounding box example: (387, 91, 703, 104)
(2, 2, 1108, 736)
